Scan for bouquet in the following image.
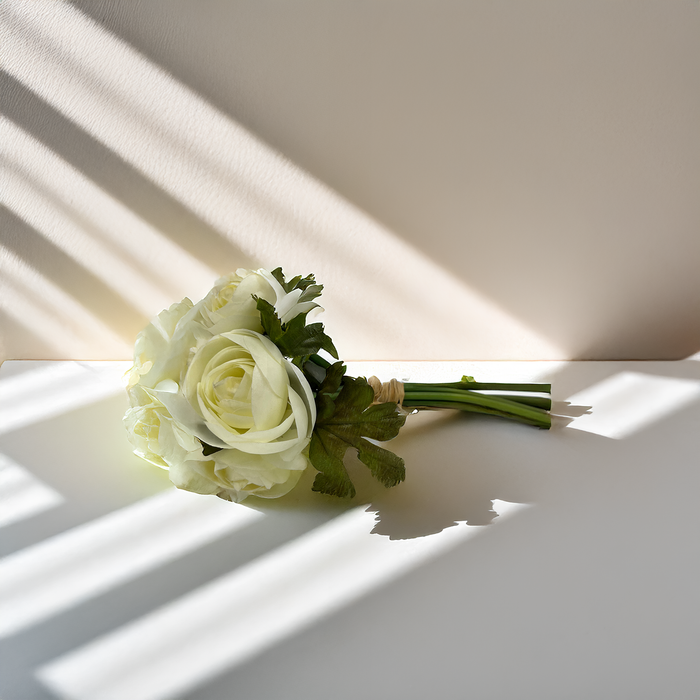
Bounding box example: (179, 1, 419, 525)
(124, 268, 551, 502)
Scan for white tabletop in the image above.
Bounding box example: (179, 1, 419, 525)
(1, 359, 698, 700)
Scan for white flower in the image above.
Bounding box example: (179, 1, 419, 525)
(198, 269, 271, 332)
(128, 268, 320, 391)
(124, 385, 218, 495)
(125, 270, 318, 501)
(201, 268, 322, 329)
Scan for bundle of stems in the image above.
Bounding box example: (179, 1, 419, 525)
(306, 356, 551, 429)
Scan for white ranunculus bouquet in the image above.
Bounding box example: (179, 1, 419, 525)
(125, 268, 552, 501)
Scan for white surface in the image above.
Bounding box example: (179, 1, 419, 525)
(1, 359, 699, 700)
(2, 1, 700, 361)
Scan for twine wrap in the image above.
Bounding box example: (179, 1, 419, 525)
(367, 376, 405, 409)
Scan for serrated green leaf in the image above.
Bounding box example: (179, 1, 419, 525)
(282, 313, 338, 359)
(293, 275, 317, 292)
(270, 267, 290, 292)
(357, 438, 406, 488)
(270, 267, 318, 294)
(256, 296, 283, 339)
(310, 429, 356, 498)
(310, 374, 406, 497)
(255, 297, 338, 362)
(318, 360, 346, 393)
(314, 361, 346, 420)
(298, 284, 324, 304)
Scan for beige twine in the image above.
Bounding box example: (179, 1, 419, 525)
(367, 376, 405, 408)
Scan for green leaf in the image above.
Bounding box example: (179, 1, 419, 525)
(270, 267, 318, 294)
(270, 267, 291, 292)
(298, 284, 324, 304)
(310, 367, 406, 498)
(315, 360, 346, 419)
(256, 296, 284, 338)
(300, 357, 327, 388)
(310, 430, 356, 498)
(256, 297, 338, 361)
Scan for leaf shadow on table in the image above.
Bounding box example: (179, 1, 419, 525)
(351, 411, 555, 539)
(350, 391, 597, 540)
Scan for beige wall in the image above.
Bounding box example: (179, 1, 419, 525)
(1, 0, 699, 361)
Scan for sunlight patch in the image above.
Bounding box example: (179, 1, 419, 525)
(0, 489, 263, 638)
(36, 500, 527, 700)
(0, 362, 128, 435)
(566, 372, 700, 439)
(0, 454, 63, 528)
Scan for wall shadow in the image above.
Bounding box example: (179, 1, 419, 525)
(0, 205, 148, 343)
(66, 0, 700, 360)
(1, 71, 256, 277)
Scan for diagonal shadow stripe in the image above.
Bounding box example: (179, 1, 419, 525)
(0, 205, 147, 343)
(0, 507, 340, 700)
(0, 70, 255, 275)
(1, 155, 188, 302)
(0, 307, 56, 359)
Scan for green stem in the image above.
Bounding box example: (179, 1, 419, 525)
(404, 380, 551, 393)
(402, 399, 550, 428)
(407, 390, 550, 410)
(403, 389, 551, 429)
(308, 353, 331, 369)
(305, 355, 551, 428)
(489, 394, 551, 410)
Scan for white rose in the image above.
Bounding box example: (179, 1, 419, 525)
(125, 269, 320, 501)
(127, 297, 195, 389)
(128, 268, 320, 391)
(126, 330, 315, 501)
(201, 267, 322, 329)
(198, 269, 271, 332)
(124, 385, 219, 495)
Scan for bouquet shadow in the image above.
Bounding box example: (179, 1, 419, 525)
(249, 406, 577, 540)
(365, 400, 593, 539)
(362, 410, 549, 539)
